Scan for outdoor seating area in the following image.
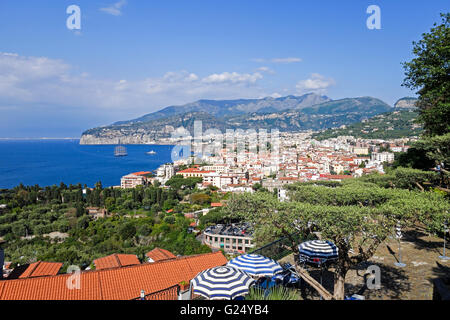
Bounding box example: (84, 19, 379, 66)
(204, 223, 253, 238)
(189, 239, 342, 300)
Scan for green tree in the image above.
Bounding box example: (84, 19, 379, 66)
(402, 13, 450, 136)
(119, 223, 136, 240)
(226, 185, 449, 300)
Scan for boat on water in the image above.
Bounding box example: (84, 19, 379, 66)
(114, 145, 128, 157)
(146, 150, 157, 155)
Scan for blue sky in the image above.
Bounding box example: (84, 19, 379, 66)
(0, 0, 448, 137)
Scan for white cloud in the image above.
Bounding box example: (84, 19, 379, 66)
(202, 71, 263, 84)
(0, 53, 269, 118)
(271, 57, 302, 63)
(295, 73, 335, 94)
(251, 57, 302, 64)
(100, 0, 127, 16)
(255, 66, 275, 74)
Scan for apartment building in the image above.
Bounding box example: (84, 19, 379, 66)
(120, 171, 151, 189)
(371, 152, 395, 163)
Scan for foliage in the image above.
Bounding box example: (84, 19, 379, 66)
(0, 182, 213, 269)
(225, 180, 449, 299)
(245, 285, 300, 300)
(394, 133, 450, 170)
(359, 167, 439, 190)
(190, 193, 211, 205)
(313, 110, 421, 140)
(165, 175, 203, 190)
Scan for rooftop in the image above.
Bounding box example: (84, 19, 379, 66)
(94, 254, 140, 270)
(204, 223, 253, 238)
(146, 248, 176, 262)
(7, 261, 63, 279)
(0, 252, 227, 300)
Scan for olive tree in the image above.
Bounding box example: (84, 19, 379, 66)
(226, 184, 449, 300)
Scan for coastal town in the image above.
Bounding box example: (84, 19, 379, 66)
(0, 1, 448, 307)
(113, 133, 412, 255)
(121, 132, 408, 194)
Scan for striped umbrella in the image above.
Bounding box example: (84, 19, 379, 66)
(227, 254, 283, 277)
(298, 240, 338, 263)
(191, 266, 255, 300)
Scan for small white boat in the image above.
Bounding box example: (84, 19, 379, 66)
(146, 150, 157, 155)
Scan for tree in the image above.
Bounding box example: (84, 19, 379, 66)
(394, 133, 450, 171)
(119, 223, 136, 240)
(226, 183, 449, 300)
(402, 13, 450, 136)
(190, 193, 211, 205)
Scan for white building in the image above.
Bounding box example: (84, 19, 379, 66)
(120, 172, 150, 188)
(278, 189, 289, 202)
(156, 163, 175, 183)
(371, 152, 395, 163)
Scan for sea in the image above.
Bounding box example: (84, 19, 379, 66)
(0, 139, 174, 189)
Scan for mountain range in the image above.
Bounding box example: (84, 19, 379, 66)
(80, 93, 394, 144)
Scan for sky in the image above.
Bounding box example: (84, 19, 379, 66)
(0, 0, 448, 138)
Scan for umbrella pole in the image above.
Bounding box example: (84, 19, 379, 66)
(319, 263, 323, 301)
(439, 231, 449, 260)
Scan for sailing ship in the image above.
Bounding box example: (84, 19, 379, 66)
(114, 140, 128, 157)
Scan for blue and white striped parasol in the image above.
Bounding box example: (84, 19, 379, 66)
(227, 254, 283, 277)
(298, 240, 338, 263)
(191, 266, 255, 300)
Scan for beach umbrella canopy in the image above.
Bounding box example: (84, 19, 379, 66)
(298, 240, 338, 263)
(191, 266, 255, 300)
(227, 254, 283, 277)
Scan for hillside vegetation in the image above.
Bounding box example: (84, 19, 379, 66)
(312, 109, 422, 140)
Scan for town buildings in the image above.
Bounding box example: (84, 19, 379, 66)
(120, 171, 152, 189)
(119, 134, 411, 197)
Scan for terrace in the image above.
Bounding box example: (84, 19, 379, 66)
(203, 223, 254, 254)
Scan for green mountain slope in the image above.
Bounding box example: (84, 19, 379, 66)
(80, 96, 393, 144)
(312, 109, 422, 140)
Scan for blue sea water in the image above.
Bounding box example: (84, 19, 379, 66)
(0, 140, 174, 189)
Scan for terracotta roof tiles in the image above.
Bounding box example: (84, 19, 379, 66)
(0, 252, 227, 300)
(16, 261, 63, 279)
(94, 254, 140, 270)
(146, 248, 176, 262)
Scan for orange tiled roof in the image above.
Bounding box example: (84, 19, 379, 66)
(131, 171, 151, 176)
(210, 202, 223, 207)
(178, 168, 213, 174)
(0, 252, 227, 300)
(94, 254, 140, 270)
(146, 248, 176, 262)
(18, 261, 63, 279)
